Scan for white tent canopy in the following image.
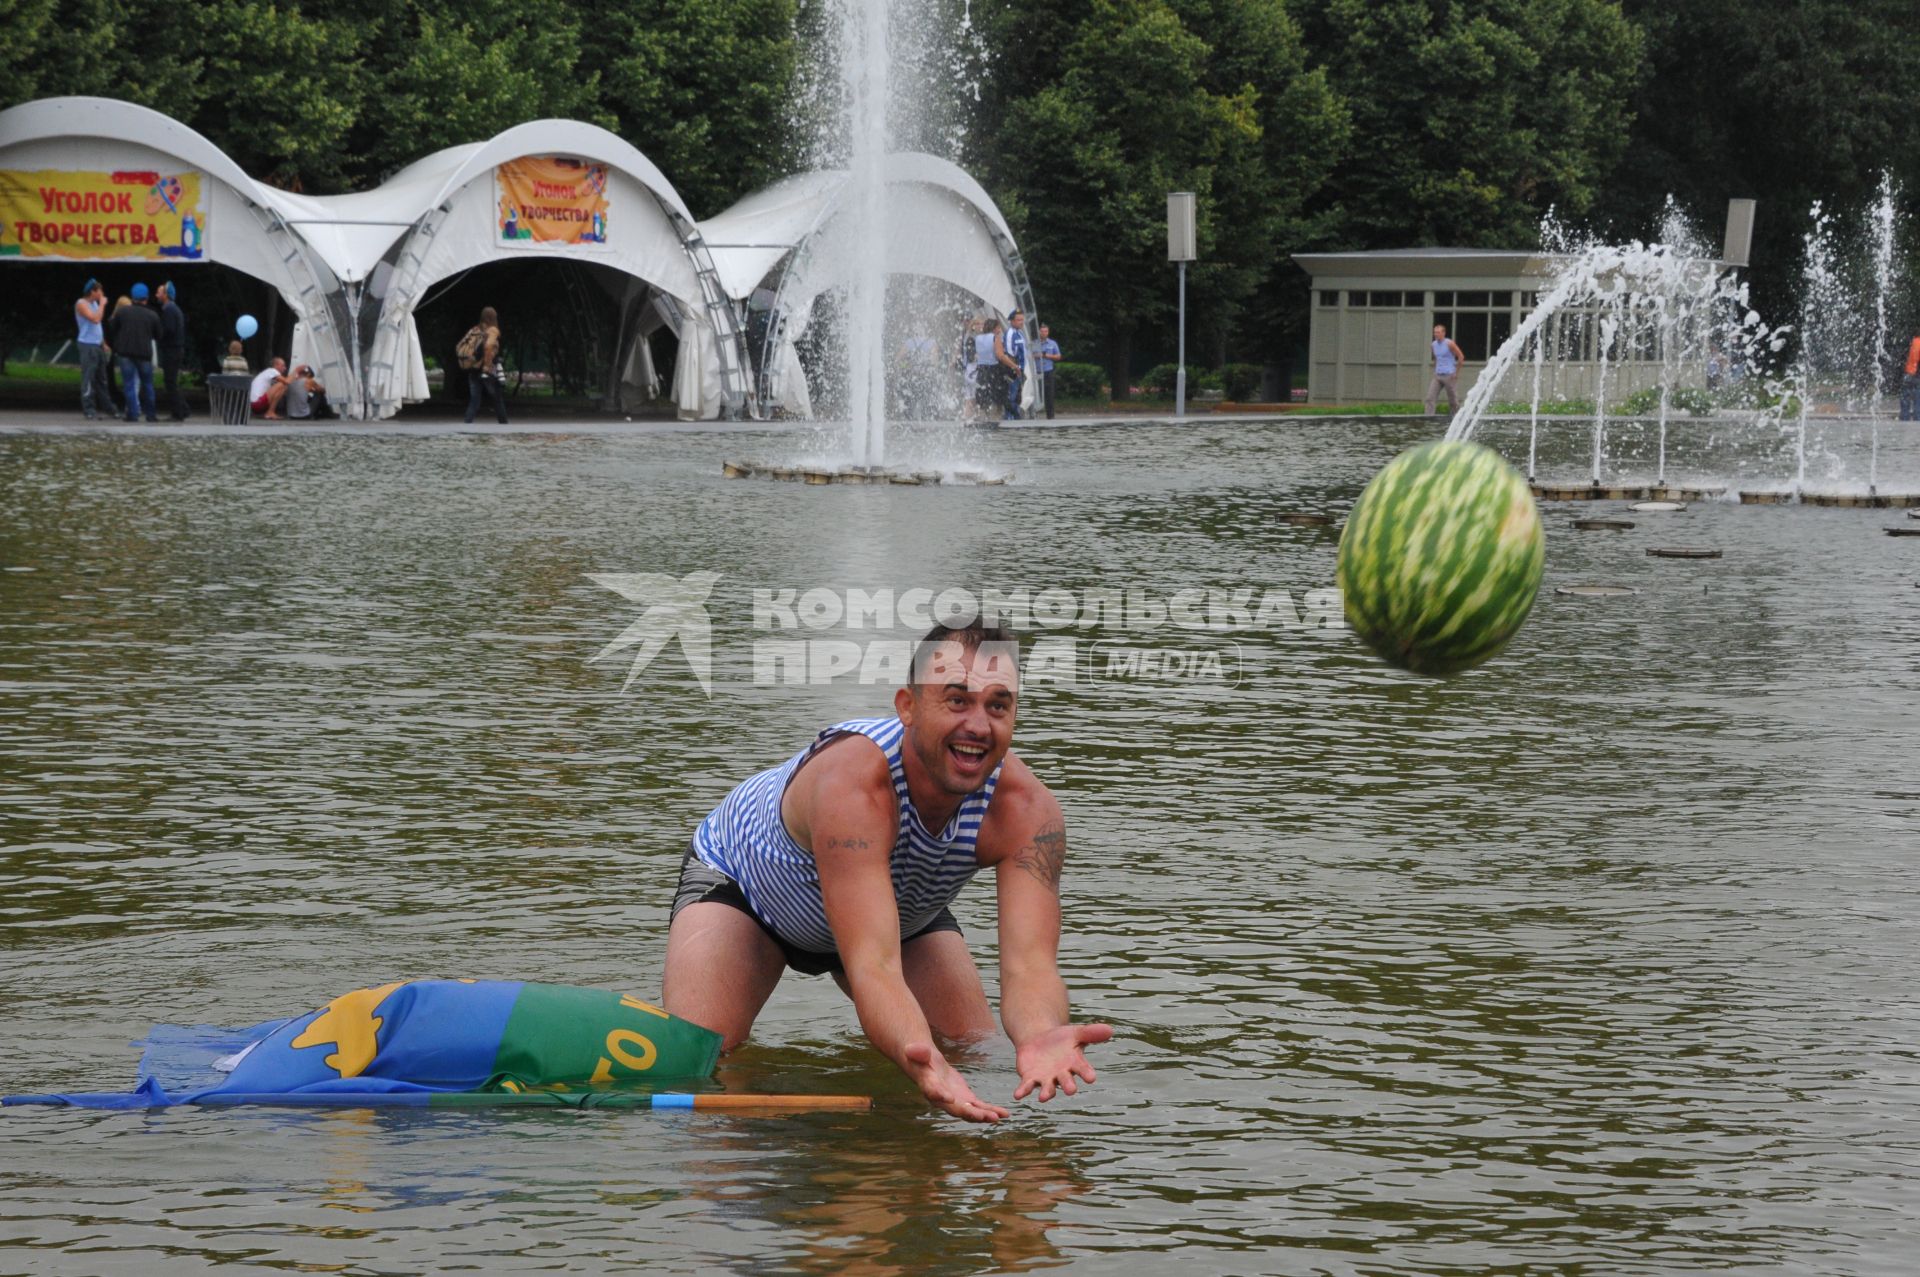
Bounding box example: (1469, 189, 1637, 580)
(0, 96, 356, 405)
(699, 152, 1037, 416)
(0, 98, 746, 420)
(2, 100, 1034, 422)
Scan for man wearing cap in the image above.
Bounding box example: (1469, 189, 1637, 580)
(73, 279, 114, 420)
(154, 282, 190, 421)
(105, 283, 162, 423)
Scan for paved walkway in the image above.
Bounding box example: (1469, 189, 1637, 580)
(0, 407, 1349, 438)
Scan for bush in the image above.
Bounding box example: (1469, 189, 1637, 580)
(1619, 386, 1718, 417)
(1219, 363, 1265, 401)
(1618, 387, 1661, 416)
(1484, 397, 1595, 416)
(1053, 361, 1106, 400)
(1139, 362, 1210, 395)
(1670, 387, 1715, 416)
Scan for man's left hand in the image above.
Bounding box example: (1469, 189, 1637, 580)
(1013, 1022, 1113, 1102)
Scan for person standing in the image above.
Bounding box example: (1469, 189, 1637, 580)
(105, 282, 162, 423)
(957, 317, 983, 423)
(973, 317, 1003, 423)
(1033, 324, 1062, 420)
(462, 306, 508, 425)
(155, 282, 189, 421)
(1900, 333, 1920, 422)
(1424, 323, 1465, 416)
(1002, 309, 1028, 420)
(73, 279, 114, 419)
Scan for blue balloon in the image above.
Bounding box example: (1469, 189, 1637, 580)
(236, 314, 259, 340)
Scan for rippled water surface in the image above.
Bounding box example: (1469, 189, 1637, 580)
(3, 417, 1919, 1275)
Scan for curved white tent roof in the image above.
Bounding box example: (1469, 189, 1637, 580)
(699, 152, 1037, 416)
(700, 152, 1025, 307)
(2, 99, 1034, 422)
(261, 120, 699, 288)
(0, 95, 357, 401)
(345, 119, 744, 419)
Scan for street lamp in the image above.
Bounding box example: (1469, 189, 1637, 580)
(1167, 192, 1197, 418)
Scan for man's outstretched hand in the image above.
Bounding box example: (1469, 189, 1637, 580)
(904, 1041, 1011, 1122)
(1014, 1022, 1113, 1102)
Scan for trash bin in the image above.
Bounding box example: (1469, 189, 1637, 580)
(207, 373, 253, 425)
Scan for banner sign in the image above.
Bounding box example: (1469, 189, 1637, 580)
(496, 156, 609, 247)
(0, 168, 207, 261)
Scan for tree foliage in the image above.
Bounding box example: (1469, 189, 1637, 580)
(1293, 0, 1644, 249)
(1595, 0, 1920, 330)
(5, 0, 1919, 393)
(970, 0, 1345, 394)
(0, 0, 795, 211)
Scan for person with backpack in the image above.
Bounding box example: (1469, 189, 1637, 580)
(460, 307, 507, 424)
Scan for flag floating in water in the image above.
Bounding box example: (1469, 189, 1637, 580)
(3, 980, 724, 1109)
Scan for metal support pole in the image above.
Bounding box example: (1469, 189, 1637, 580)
(1176, 260, 1187, 418)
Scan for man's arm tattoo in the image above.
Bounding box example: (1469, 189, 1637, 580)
(1014, 819, 1067, 892)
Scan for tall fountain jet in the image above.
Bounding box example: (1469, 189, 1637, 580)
(839, 0, 892, 468)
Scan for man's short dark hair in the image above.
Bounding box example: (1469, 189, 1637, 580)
(911, 621, 1019, 685)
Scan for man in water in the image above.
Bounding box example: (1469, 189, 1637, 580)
(663, 622, 1110, 1122)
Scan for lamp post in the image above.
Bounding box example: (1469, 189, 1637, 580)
(1167, 192, 1197, 418)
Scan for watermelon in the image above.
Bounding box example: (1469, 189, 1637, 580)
(1336, 440, 1544, 676)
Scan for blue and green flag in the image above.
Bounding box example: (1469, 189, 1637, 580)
(3, 980, 723, 1109)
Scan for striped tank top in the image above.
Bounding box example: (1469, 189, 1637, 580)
(692, 716, 1004, 954)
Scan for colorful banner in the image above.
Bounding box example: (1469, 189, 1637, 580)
(496, 156, 609, 247)
(1, 980, 722, 1109)
(0, 168, 207, 261)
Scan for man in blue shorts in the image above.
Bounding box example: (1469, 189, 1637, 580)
(663, 621, 1110, 1122)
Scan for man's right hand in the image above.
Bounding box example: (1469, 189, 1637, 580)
(904, 1041, 1009, 1122)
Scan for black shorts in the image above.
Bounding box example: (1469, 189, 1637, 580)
(670, 845, 961, 977)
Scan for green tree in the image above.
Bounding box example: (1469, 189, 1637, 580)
(182, 2, 368, 192)
(347, 6, 611, 187)
(972, 0, 1345, 398)
(587, 0, 799, 217)
(1597, 0, 1920, 336)
(1295, 0, 1643, 248)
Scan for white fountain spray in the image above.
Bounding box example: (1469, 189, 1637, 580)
(840, 0, 892, 468)
(1450, 213, 1787, 492)
(1795, 202, 1846, 501)
(1865, 173, 1902, 495)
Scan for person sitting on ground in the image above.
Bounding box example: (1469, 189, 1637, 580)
(248, 358, 290, 420)
(283, 365, 331, 421)
(221, 341, 249, 375)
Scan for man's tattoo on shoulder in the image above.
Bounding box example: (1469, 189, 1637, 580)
(1014, 819, 1066, 892)
(820, 834, 872, 855)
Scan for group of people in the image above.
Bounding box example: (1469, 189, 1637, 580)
(73, 278, 189, 422)
(243, 356, 331, 422)
(71, 274, 338, 423)
(958, 310, 1062, 423)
